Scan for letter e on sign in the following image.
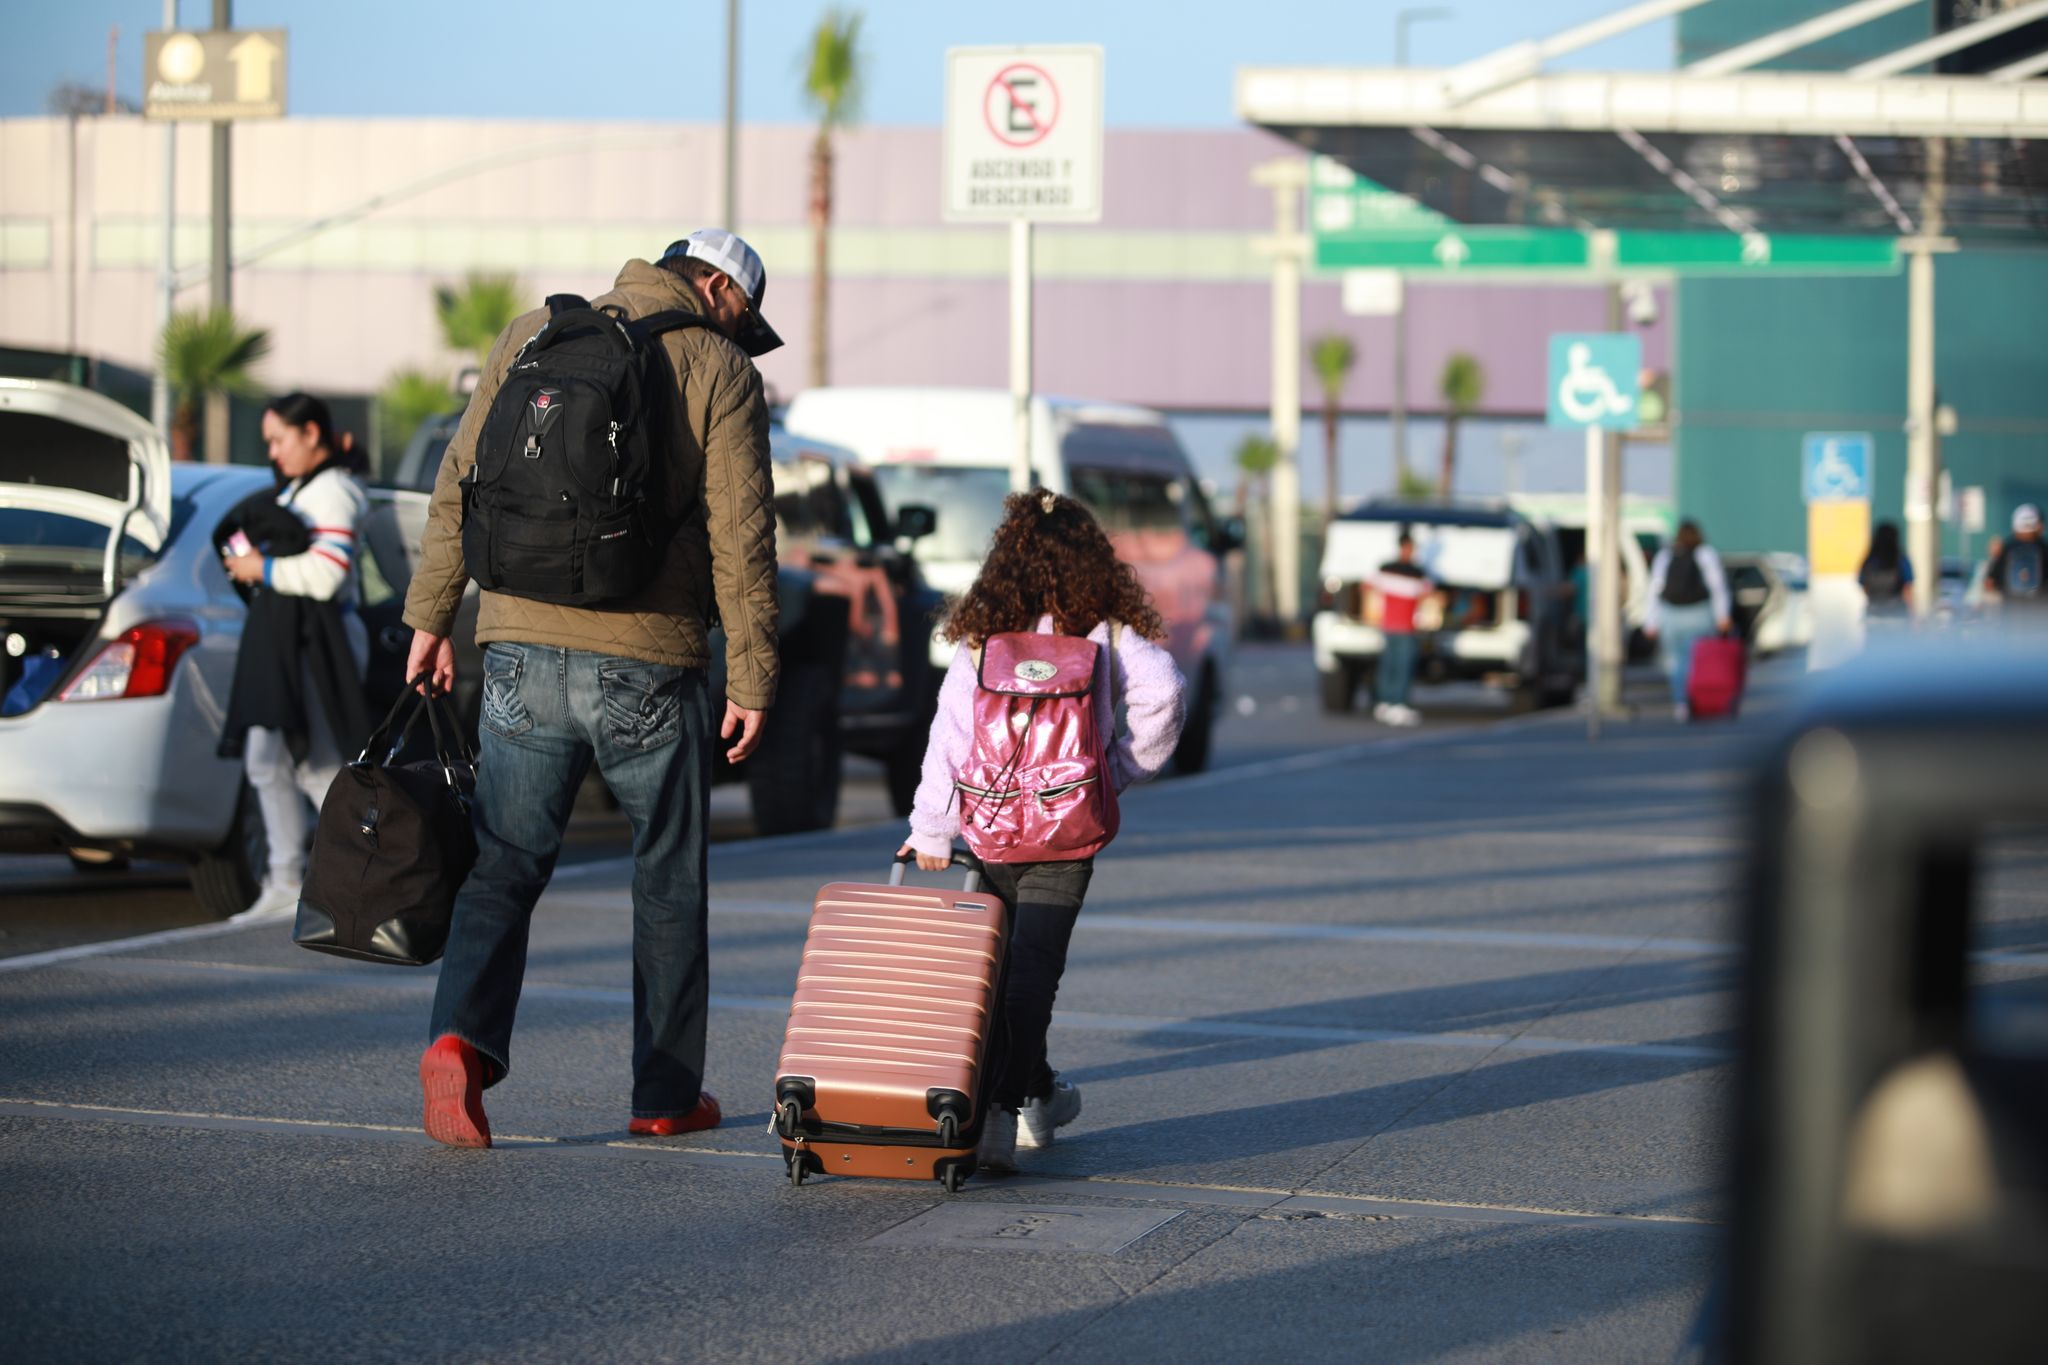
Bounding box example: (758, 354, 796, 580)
(945, 46, 1103, 224)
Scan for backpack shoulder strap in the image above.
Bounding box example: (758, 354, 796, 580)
(544, 293, 591, 316)
(633, 309, 719, 340)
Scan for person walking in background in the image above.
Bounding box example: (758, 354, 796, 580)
(216, 394, 372, 919)
(403, 231, 783, 1148)
(898, 490, 1184, 1175)
(1858, 520, 1915, 629)
(1643, 519, 1731, 722)
(1369, 531, 1432, 728)
(1984, 505, 2048, 615)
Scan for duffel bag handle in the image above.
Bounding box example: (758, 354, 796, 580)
(356, 677, 433, 766)
(417, 687, 475, 792)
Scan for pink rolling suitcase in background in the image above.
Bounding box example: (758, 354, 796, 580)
(773, 851, 1007, 1193)
(1688, 635, 1747, 719)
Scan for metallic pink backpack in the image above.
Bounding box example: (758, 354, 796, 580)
(956, 629, 1120, 863)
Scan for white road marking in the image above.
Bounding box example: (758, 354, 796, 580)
(0, 1096, 1714, 1231)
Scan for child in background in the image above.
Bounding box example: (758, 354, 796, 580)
(896, 490, 1185, 1173)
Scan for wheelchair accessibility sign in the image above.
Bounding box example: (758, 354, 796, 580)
(1802, 432, 1872, 503)
(1547, 334, 1641, 431)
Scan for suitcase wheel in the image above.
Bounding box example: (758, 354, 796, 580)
(775, 1098, 804, 1140)
(785, 1148, 810, 1188)
(936, 1113, 959, 1148)
(940, 1163, 965, 1194)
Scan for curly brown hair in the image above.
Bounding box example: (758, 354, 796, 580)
(940, 489, 1167, 645)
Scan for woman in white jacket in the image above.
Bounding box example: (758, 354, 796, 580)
(222, 393, 371, 917)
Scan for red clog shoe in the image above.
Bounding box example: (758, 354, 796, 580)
(627, 1092, 721, 1137)
(419, 1035, 492, 1149)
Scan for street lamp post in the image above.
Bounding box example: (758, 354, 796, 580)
(1391, 8, 1452, 493)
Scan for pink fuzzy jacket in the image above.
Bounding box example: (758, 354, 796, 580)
(906, 616, 1188, 861)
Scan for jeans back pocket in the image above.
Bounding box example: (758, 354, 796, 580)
(597, 660, 684, 751)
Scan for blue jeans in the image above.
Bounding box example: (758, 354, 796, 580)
(428, 642, 713, 1120)
(1658, 602, 1717, 707)
(1378, 631, 1419, 707)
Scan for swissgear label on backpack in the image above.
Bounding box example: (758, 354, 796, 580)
(528, 388, 564, 434)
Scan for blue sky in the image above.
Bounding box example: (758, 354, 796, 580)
(9, 1, 1675, 126)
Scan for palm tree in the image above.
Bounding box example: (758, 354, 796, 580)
(1437, 352, 1486, 498)
(159, 308, 270, 463)
(1235, 433, 1280, 621)
(434, 273, 526, 367)
(1309, 333, 1357, 526)
(800, 8, 864, 391)
(378, 368, 458, 460)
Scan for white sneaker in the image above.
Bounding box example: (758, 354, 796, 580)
(233, 878, 302, 923)
(1673, 703, 1690, 722)
(1017, 1075, 1081, 1149)
(1388, 704, 1423, 728)
(976, 1107, 1018, 1174)
(1372, 702, 1394, 723)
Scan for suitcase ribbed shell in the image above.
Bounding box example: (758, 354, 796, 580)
(776, 881, 1006, 1135)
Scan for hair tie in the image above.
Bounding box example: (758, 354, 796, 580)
(1040, 491, 1056, 514)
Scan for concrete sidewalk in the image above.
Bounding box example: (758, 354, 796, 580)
(0, 669, 1790, 1362)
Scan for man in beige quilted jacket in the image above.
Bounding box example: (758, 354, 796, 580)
(402, 231, 781, 1148)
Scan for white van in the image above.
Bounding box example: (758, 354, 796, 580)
(782, 387, 1235, 773)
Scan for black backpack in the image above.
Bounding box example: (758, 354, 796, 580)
(293, 688, 477, 966)
(1662, 547, 1710, 606)
(2004, 540, 2044, 600)
(460, 294, 712, 606)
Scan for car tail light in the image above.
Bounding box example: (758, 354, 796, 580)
(59, 620, 200, 702)
(1517, 590, 1533, 621)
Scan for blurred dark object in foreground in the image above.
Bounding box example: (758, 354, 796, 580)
(1723, 648, 2048, 1364)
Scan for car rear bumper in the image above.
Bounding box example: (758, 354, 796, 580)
(0, 689, 242, 849)
(1314, 613, 1532, 675)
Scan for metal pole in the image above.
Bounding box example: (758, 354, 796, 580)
(1905, 138, 1949, 622)
(1009, 218, 1033, 494)
(722, 0, 739, 230)
(1597, 283, 1626, 717)
(152, 0, 178, 442)
(1390, 10, 1449, 494)
(1585, 422, 1603, 741)
(1268, 167, 1305, 626)
(205, 0, 231, 464)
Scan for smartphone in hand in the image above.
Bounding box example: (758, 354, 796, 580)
(223, 530, 254, 560)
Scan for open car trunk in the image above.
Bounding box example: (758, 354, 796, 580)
(0, 380, 171, 715)
(1321, 512, 1522, 632)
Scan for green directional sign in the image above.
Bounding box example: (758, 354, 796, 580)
(1614, 230, 1898, 274)
(1308, 155, 1902, 279)
(1317, 228, 1591, 272)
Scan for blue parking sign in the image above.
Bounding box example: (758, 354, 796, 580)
(1547, 334, 1642, 431)
(1803, 432, 1871, 502)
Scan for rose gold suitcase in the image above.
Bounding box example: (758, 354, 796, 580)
(773, 852, 1006, 1192)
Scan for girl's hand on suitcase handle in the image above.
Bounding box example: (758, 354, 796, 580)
(895, 843, 951, 873)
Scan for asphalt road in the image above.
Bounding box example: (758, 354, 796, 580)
(0, 642, 1513, 959)
(0, 646, 1808, 1363)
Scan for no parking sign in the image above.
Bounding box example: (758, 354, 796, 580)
(944, 47, 1103, 222)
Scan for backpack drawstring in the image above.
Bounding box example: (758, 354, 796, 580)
(976, 695, 1043, 830)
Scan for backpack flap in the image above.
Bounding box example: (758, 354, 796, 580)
(976, 632, 1099, 699)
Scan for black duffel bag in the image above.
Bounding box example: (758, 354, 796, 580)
(293, 681, 477, 966)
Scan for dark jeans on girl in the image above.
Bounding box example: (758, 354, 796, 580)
(977, 856, 1094, 1113)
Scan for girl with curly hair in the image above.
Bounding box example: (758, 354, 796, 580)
(897, 489, 1186, 1174)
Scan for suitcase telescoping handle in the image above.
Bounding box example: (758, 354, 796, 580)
(890, 848, 983, 894)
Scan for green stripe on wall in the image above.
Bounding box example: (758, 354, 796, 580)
(0, 219, 52, 269)
(89, 220, 1270, 282)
